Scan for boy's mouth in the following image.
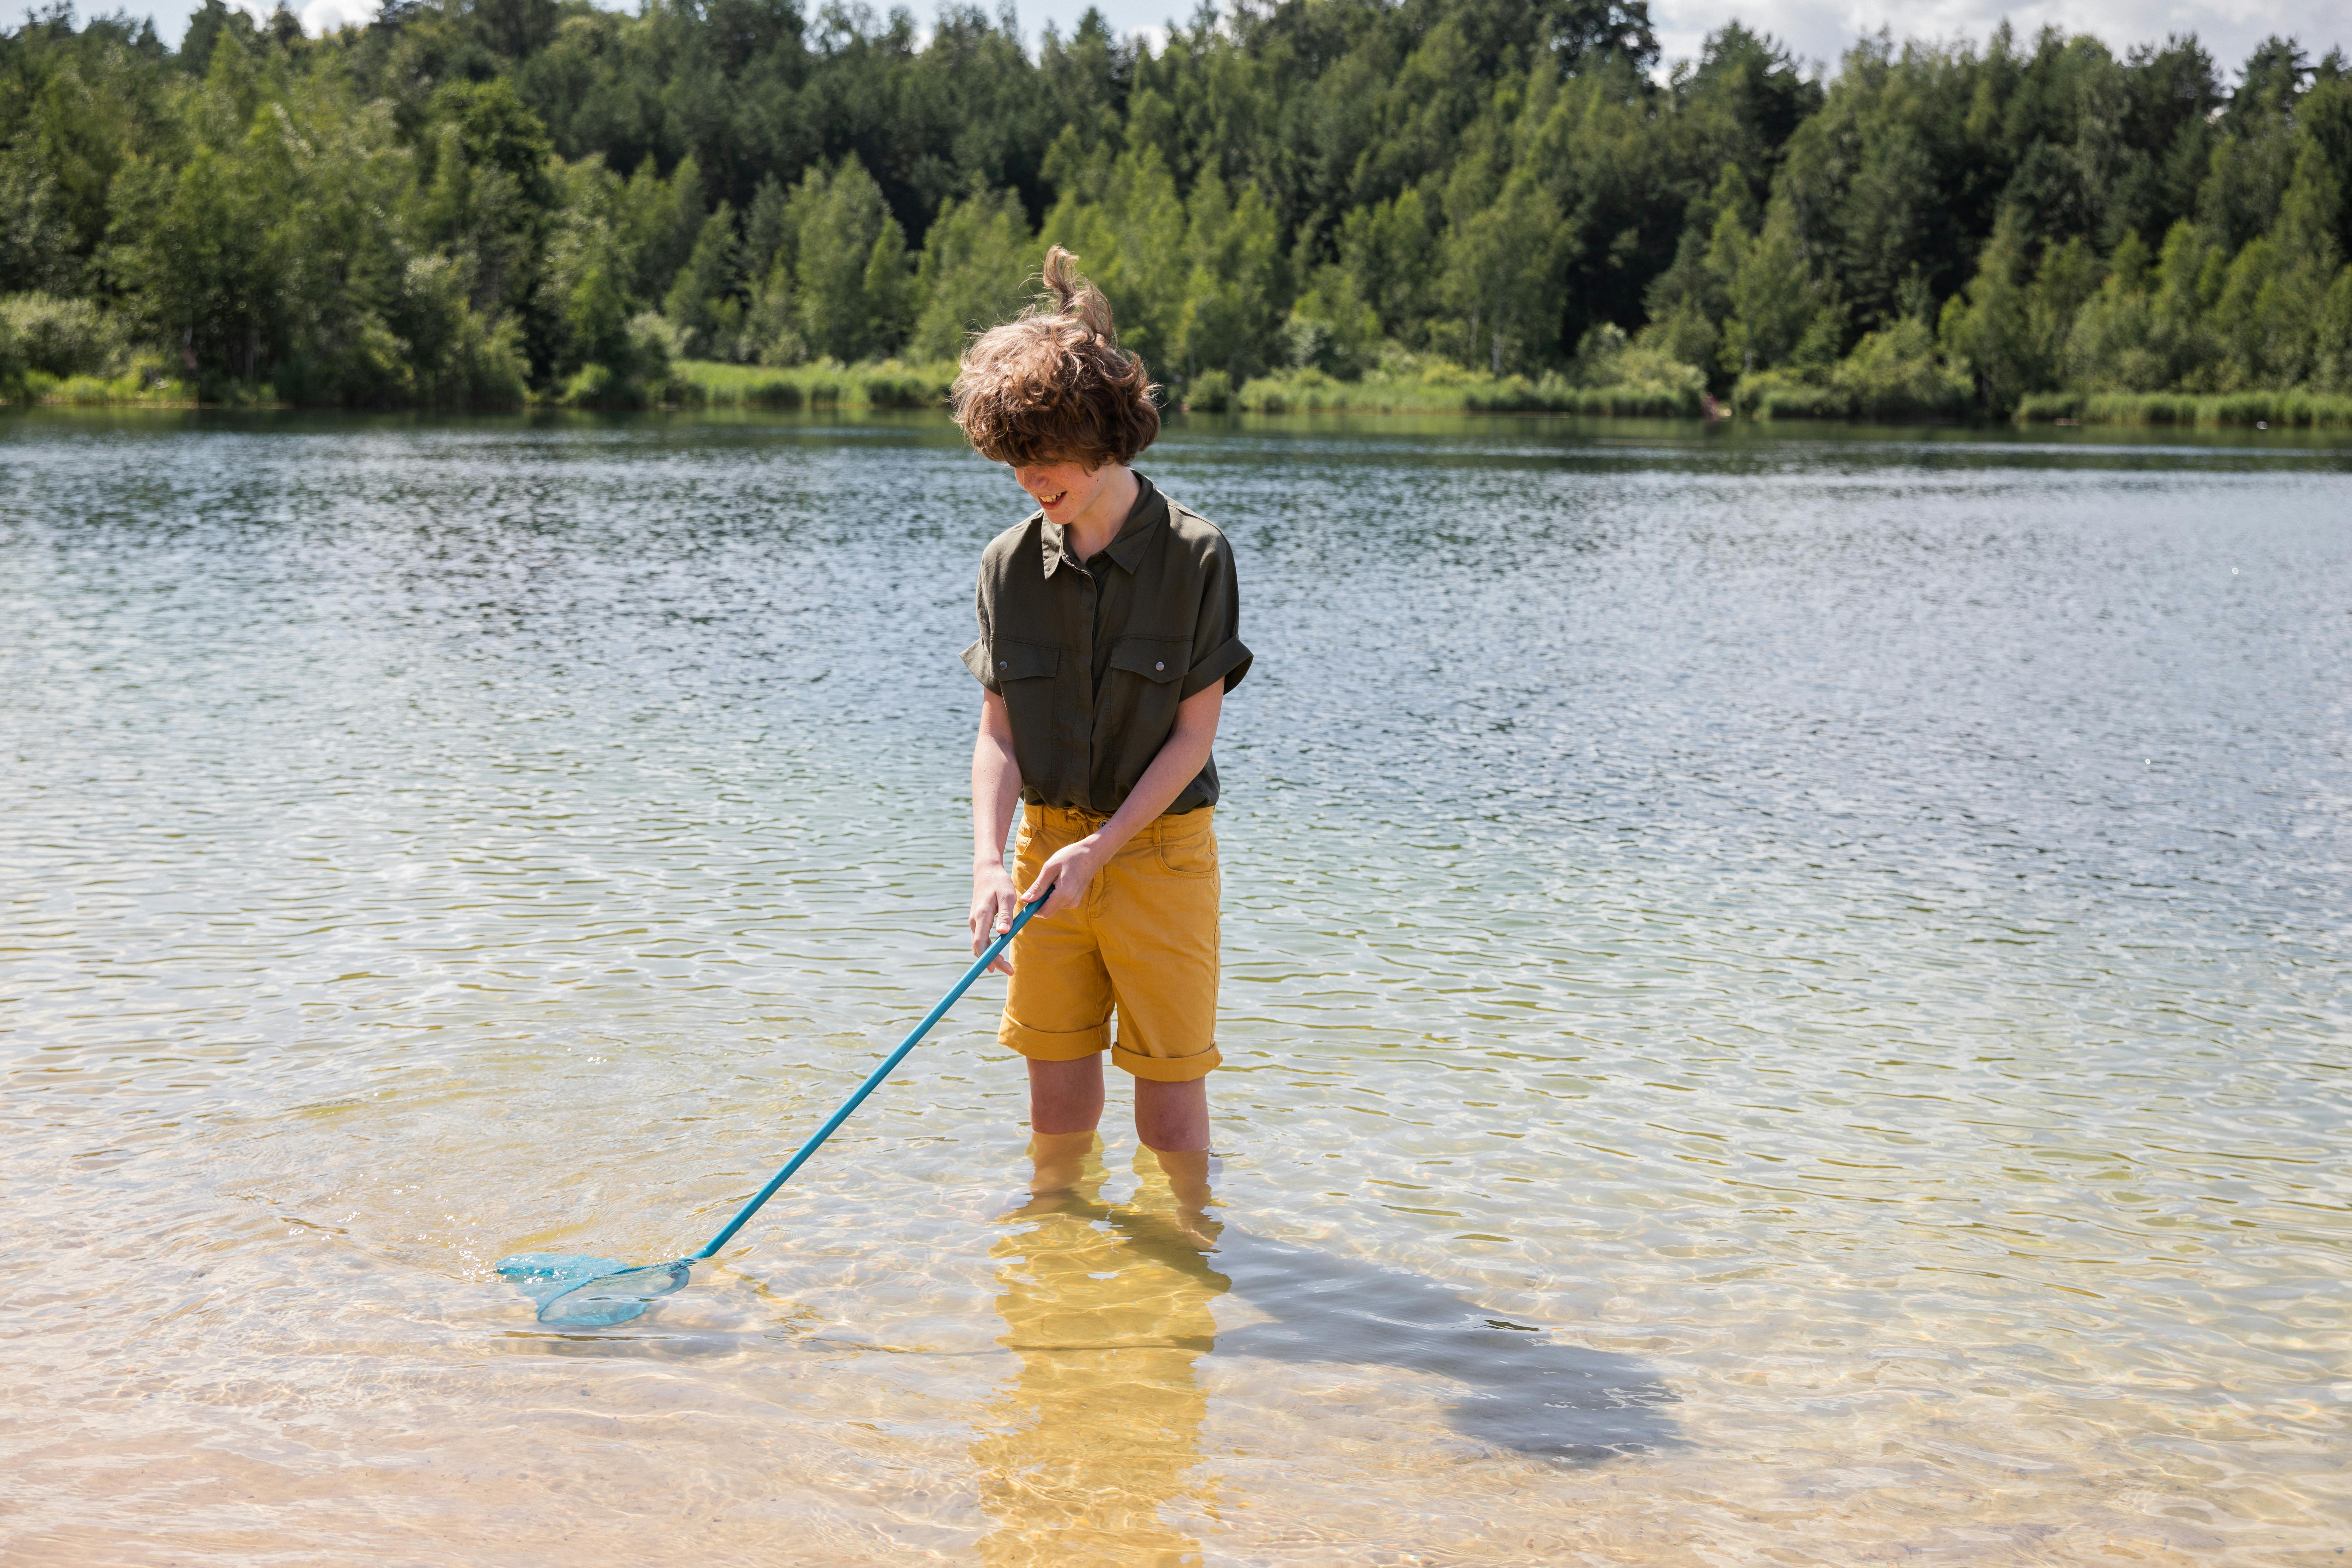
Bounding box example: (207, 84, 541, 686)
(1036, 489, 1068, 509)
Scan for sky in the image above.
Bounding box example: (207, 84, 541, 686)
(10, 0, 2349, 86)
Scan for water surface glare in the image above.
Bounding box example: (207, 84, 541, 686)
(2, 411, 2347, 1565)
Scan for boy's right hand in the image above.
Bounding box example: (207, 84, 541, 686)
(970, 863, 1022, 975)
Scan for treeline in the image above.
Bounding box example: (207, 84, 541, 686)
(1, 0, 2348, 415)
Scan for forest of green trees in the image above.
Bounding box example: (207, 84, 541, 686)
(3, 0, 2350, 419)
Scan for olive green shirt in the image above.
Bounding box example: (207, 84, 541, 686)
(961, 473, 1251, 815)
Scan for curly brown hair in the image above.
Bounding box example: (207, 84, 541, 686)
(950, 246, 1161, 469)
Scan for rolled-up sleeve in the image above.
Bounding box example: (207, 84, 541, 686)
(1181, 538, 1251, 698)
(962, 570, 999, 691)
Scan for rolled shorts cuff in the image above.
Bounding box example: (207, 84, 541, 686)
(1000, 1014, 1110, 1063)
(1113, 1041, 1222, 1083)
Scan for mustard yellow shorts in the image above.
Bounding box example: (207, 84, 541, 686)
(1001, 804, 1222, 1083)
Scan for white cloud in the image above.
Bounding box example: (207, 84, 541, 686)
(300, 0, 381, 34)
(1651, 0, 2350, 80)
(1014, 0, 1194, 48)
(304, 0, 379, 32)
(16, 0, 2347, 74)
(218, 0, 379, 35)
(1016, 0, 2348, 76)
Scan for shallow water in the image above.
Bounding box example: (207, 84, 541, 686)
(2, 409, 2347, 1565)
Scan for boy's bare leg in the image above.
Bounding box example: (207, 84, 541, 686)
(1024, 1130, 1099, 1197)
(1151, 1148, 1213, 1212)
(1134, 1078, 1208, 1152)
(1136, 1079, 1212, 1208)
(1023, 1060, 1104, 1200)
(1028, 1056, 1104, 1135)
(1027, 1062, 1211, 1205)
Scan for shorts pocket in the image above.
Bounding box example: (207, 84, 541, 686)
(1158, 823, 1218, 878)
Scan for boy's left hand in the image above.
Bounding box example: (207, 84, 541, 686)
(1023, 837, 1106, 920)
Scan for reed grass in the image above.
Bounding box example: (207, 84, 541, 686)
(2015, 390, 2352, 427)
(669, 358, 958, 410)
(22, 362, 200, 406)
(1228, 367, 1701, 417)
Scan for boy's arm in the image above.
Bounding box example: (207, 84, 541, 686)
(970, 689, 1025, 972)
(1018, 682, 1223, 920)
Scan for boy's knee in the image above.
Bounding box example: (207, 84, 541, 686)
(1133, 1076, 1210, 1155)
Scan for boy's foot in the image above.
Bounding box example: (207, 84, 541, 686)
(1144, 1147, 1223, 1248)
(1150, 1147, 1215, 1210)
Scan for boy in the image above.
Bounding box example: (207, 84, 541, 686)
(953, 247, 1251, 1201)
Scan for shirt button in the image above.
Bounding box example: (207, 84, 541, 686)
(1155, 662, 1165, 671)
(998, 660, 1008, 670)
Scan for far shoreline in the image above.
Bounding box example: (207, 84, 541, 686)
(9, 402, 2352, 451)
(14, 357, 2352, 435)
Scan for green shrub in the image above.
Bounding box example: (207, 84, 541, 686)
(560, 362, 623, 407)
(1187, 369, 1236, 412)
(1240, 367, 1343, 411)
(627, 312, 679, 381)
(397, 257, 530, 410)
(1568, 323, 1707, 402)
(22, 351, 193, 405)
(1828, 319, 1971, 420)
(0, 315, 23, 401)
(1733, 368, 1848, 418)
(438, 317, 530, 411)
(560, 315, 684, 408)
(0, 293, 129, 378)
(1281, 266, 1381, 378)
(1734, 320, 1970, 421)
(2014, 392, 2085, 420)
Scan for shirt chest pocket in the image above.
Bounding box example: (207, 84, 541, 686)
(991, 640, 1062, 684)
(990, 640, 1063, 757)
(1106, 635, 1187, 743)
(1107, 637, 1188, 687)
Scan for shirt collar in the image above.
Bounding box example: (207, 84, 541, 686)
(1040, 473, 1165, 579)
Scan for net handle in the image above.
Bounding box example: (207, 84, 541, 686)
(691, 888, 1054, 1261)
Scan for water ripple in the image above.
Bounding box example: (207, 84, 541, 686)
(1, 411, 2346, 1565)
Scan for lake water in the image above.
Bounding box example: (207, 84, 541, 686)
(2, 409, 2347, 1565)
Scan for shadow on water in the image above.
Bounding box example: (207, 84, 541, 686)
(972, 1145, 1674, 1565)
(1207, 1221, 1677, 1464)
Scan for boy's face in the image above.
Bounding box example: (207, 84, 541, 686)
(1013, 458, 1120, 525)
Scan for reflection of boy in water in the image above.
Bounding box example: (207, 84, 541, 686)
(974, 1146, 1227, 1566)
(955, 246, 1251, 1203)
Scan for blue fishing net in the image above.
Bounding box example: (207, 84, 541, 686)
(496, 1253, 692, 1328)
(489, 897, 1049, 1331)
